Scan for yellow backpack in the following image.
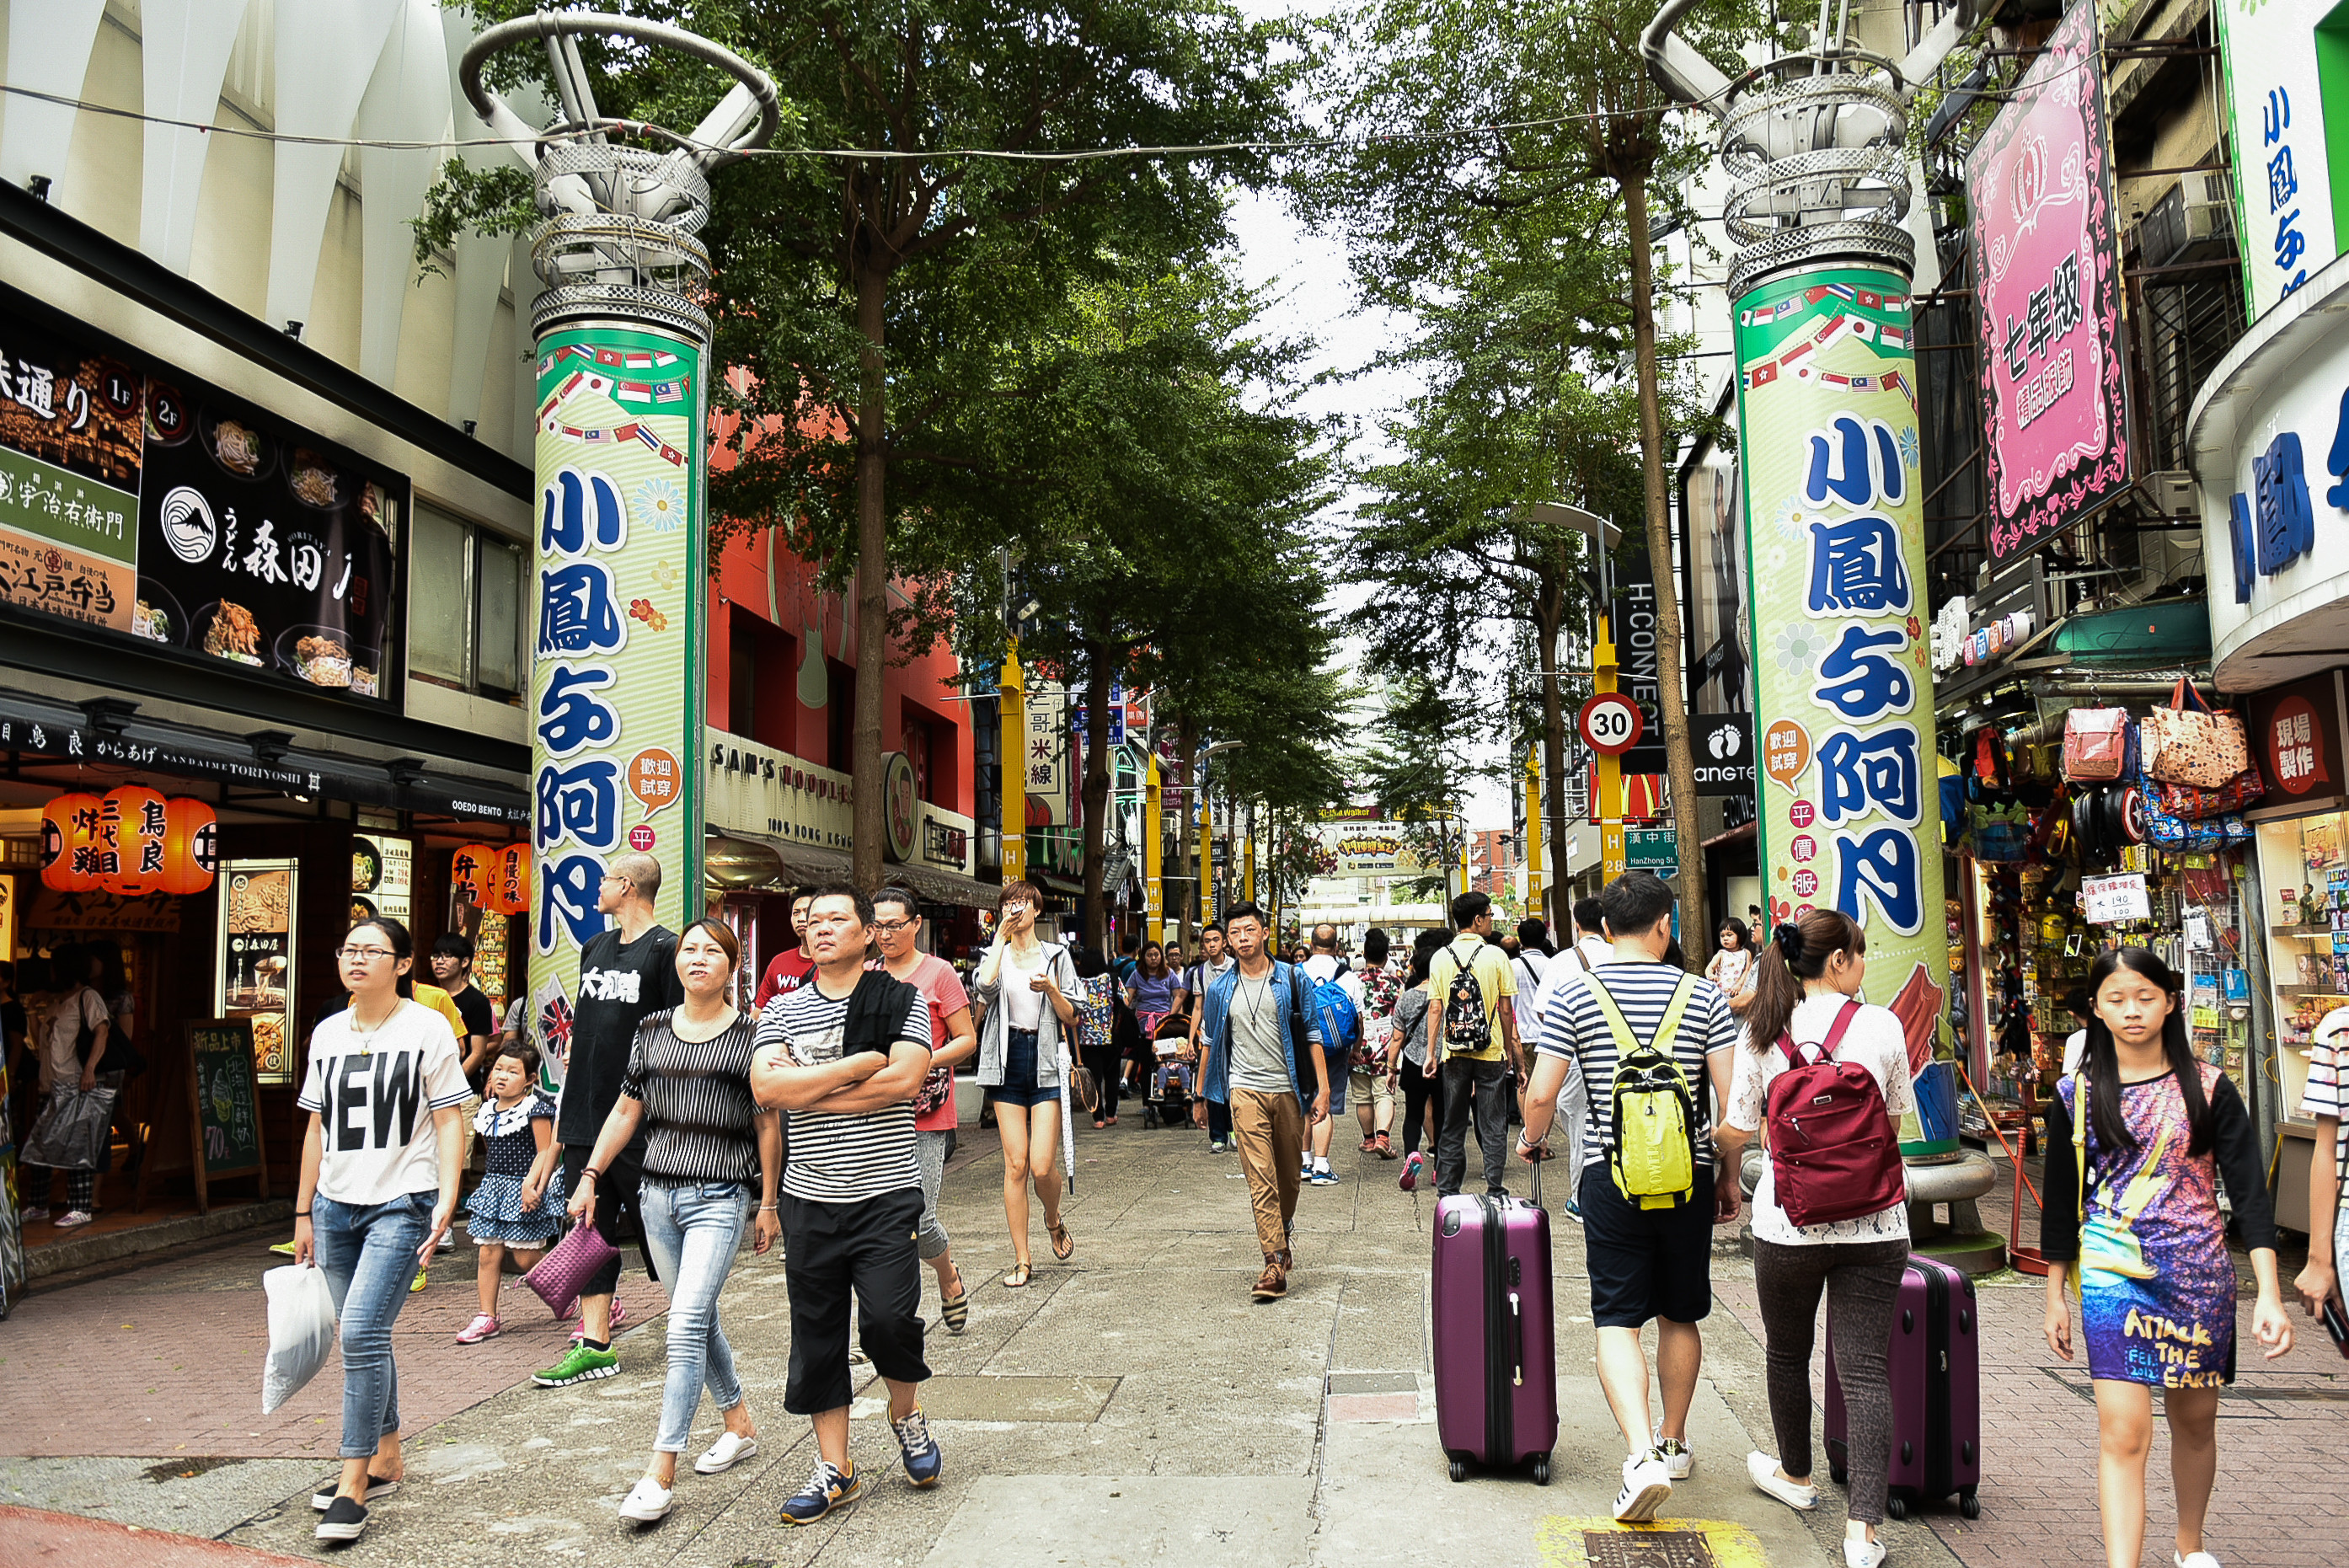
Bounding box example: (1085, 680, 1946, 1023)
(1585, 975, 1701, 1209)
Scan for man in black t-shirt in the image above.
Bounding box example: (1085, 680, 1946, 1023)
(534, 851, 682, 1389)
(431, 934, 498, 1086)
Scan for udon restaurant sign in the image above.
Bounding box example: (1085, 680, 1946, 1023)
(0, 286, 404, 702)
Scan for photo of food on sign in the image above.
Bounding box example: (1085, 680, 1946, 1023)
(0, 285, 404, 702)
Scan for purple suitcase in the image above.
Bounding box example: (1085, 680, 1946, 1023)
(1432, 1160, 1557, 1484)
(1823, 1255, 1982, 1519)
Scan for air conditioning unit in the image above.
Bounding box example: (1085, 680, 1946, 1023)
(2148, 470, 2199, 518)
(2138, 174, 2234, 268)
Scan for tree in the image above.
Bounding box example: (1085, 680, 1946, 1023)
(441, 0, 1305, 888)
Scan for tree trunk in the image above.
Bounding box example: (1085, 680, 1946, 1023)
(850, 262, 890, 891)
(1174, 714, 1199, 948)
(1079, 642, 1115, 951)
(1623, 167, 1709, 965)
(1535, 551, 1571, 936)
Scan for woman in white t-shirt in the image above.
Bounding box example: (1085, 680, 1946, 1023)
(292, 917, 469, 1545)
(1716, 909, 1913, 1568)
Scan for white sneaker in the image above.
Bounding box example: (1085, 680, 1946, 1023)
(17, 1205, 45, 1223)
(618, 1476, 673, 1523)
(2175, 1554, 2222, 1568)
(1651, 1423, 1693, 1478)
(54, 1209, 94, 1229)
(1748, 1450, 1818, 1512)
(1613, 1448, 1672, 1523)
(694, 1431, 758, 1475)
(1844, 1539, 1886, 1568)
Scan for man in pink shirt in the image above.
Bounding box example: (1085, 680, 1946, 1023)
(872, 886, 977, 1333)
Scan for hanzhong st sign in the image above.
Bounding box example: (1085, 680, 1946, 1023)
(0, 286, 403, 700)
(1966, 0, 2131, 563)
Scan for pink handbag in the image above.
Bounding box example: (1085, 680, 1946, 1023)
(2061, 708, 2129, 781)
(522, 1219, 619, 1319)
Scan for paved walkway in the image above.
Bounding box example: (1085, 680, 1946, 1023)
(0, 1121, 2338, 1565)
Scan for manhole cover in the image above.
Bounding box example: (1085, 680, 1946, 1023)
(1583, 1531, 1715, 1568)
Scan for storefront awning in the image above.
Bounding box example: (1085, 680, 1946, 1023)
(2046, 599, 2212, 668)
(706, 831, 1000, 910)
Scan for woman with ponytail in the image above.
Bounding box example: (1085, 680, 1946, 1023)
(2041, 947, 2287, 1568)
(1717, 909, 1913, 1568)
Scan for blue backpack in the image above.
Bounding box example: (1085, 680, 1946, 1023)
(1308, 968, 1361, 1055)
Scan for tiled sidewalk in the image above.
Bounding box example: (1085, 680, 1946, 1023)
(0, 1237, 666, 1459)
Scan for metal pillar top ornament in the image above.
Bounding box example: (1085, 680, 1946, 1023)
(459, 12, 782, 344)
(1640, 0, 1977, 299)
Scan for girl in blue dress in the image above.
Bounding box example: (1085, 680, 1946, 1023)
(2041, 947, 2290, 1568)
(457, 1042, 563, 1345)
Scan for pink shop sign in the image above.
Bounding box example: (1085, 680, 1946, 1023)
(1968, 0, 2131, 564)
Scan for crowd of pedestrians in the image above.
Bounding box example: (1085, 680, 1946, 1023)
(264, 845, 2317, 1568)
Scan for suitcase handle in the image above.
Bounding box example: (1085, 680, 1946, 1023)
(1509, 1290, 1523, 1388)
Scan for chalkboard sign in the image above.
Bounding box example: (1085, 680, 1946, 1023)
(187, 1019, 268, 1209)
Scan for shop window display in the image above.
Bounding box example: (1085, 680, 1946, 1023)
(2257, 811, 2349, 1148)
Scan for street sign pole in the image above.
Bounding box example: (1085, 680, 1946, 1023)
(1002, 641, 1026, 885)
(1523, 743, 1544, 926)
(1594, 618, 1625, 881)
(1144, 752, 1163, 945)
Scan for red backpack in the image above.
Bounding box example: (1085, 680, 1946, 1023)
(1764, 1000, 1905, 1228)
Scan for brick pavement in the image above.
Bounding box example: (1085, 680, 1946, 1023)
(0, 1506, 312, 1568)
(0, 1238, 666, 1459)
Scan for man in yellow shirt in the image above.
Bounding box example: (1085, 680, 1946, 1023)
(1424, 891, 1521, 1199)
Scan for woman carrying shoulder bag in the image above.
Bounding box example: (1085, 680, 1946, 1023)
(1717, 910, 1912, 1568)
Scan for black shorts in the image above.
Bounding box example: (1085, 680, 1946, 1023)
(780, 1186, 930, 1415)
(1579, 1160, 1715, 1329)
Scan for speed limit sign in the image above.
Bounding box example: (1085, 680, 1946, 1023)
(1579, 693, 1645, 757)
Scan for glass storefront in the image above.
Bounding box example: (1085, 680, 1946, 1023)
(2253, 807, 2349, 1231)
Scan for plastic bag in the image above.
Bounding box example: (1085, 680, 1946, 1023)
(261, 1264, 339, 1414)
(21, 1085, 117, 1171)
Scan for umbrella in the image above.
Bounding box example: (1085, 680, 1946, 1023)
(1057, 1041, 1078, 1196)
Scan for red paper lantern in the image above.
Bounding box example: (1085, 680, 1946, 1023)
(452, 843, 498, 909)
(39, 792, 102, 892)
(158, 796, 219, 896)
(490, 842, 532, 917)
(101, 785, 170, 897)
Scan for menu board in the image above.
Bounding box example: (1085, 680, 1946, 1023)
(0, 286, 404, 700)
(350, 832, 413, 925)
(190, 1021, 265, 1177)
(218, 859, 298, 1083)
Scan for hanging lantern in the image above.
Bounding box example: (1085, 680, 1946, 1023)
(39, 792, 102, 892)
(490, 842, 532, 917)
(158, 796, 219, 896)
(101, 785, 169, 897)
(451, 843, 498, 909)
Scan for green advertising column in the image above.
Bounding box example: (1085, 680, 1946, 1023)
(528, 325, 708, 998)
(1732, 268, 1951, 1146)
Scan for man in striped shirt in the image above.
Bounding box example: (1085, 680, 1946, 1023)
(1517, 872, 1740, 1524)
(750, 886, 939, 1525)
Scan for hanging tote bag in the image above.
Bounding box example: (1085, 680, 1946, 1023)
(2141, 678, 2251, 789)
(522, 1217, 621, 1319)
(2060, 708, 2131, 782)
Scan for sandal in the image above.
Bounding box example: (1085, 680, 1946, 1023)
(1093, 1119, 1106, 1130)
(941, 1271, 971, 1333)
(1002, 1263, 1032, 1289)
(1049, 1222, 1074, 1261)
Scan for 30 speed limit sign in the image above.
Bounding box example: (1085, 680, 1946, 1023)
(1578, 693, 1645, 757)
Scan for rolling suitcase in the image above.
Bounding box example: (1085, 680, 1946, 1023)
(1432, 1159, 1556, 1484)
(1823, 1255, 1982, 1519)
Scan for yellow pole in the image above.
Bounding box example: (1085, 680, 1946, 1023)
(1244, 826, 1255, 905)
(1524, 743, 1544, 923)
(1596, 613, 1625, 880)
(1001, 640, 1026, 885)
(1144, 752, 1164, 945)
(1198, 779, 1212, 925)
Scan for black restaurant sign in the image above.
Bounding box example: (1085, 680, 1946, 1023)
(0, 286, 404, 703)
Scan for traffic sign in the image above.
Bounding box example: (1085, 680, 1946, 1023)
(1625, 827, 1678, 873)
(1579, 693, 1645, 757)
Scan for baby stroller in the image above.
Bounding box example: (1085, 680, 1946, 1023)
(1139, 1013, 1196, 1129)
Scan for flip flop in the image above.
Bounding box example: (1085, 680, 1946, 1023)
(1049, 1223, 1074, 1261)
(1002, 1263, 1033, 1288)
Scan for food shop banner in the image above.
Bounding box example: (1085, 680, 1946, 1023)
(529, 325, 706, 983)
(0, 286, 404, 698)
(1732, 263, 1949, 1068)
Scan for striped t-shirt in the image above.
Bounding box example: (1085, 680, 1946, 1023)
(623, 1009, 762, 1186)
(1534, 961, 1737, 1172)
(2297, 1006, 2349, 1197)
(757, 978, 932, 1203)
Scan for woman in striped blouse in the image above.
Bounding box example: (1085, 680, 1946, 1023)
(568, 919, 782, 1527)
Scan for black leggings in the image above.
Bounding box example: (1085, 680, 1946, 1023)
(1754, 1236, 1909, 1526)
(1083, 1046, 1124, 1121)
(1398, 1056, 1442, 1155)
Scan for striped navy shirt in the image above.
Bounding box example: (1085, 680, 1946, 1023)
(1534, 961, 1737, 1171)
(622, 1009, 763, 1186)
(757, 979, 932, 1203)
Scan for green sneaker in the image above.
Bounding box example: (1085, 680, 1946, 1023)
(532, 1344, 619, 1388)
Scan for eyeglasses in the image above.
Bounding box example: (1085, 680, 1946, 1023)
(336, 946, 396, 962)
(873, 918, 913, 934)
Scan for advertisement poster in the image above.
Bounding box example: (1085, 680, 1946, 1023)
(1308, 806, 1431, 878)
(2215, 0, 2344, 323)
(528, 325, 706, 994)
(0, 289, 404, 695)
(1966, 0, 2129, 562)
(1732, 265, 1949, 1067)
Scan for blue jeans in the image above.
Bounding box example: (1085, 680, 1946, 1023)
(638, 1178, 752, 1453)
(312, 1191, 432, 1459)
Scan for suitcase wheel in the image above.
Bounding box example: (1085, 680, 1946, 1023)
(1532, 1454, 1551, 1487)
(1828, 1458, 1848, 1485)
(1960, 1490, 1981, 1520)
(1886, 1495, 1908, 1521)
(1448, 1460, 1468, 1484)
